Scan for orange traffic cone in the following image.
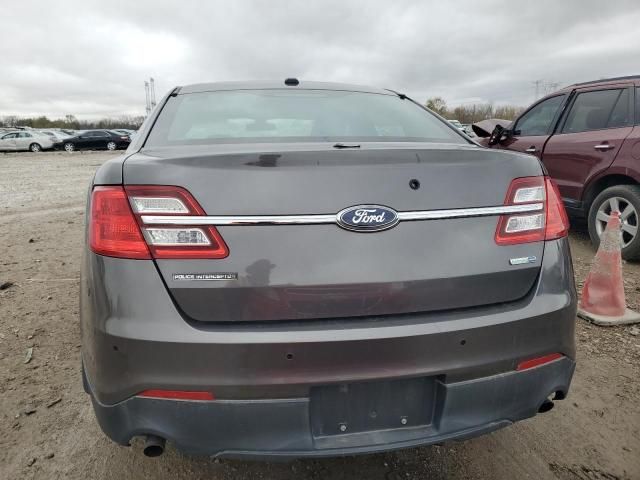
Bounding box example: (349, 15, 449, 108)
(578, 211, 640, 326)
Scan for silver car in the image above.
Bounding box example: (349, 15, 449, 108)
(38, 130, 71, 143)
(0, 131, 55, 152)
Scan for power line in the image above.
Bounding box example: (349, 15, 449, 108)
(532, 80, 561, 101)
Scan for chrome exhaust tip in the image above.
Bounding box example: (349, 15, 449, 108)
(143, 435, 166, 457)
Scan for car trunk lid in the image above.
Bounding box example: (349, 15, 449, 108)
(123, 143, 545, 322)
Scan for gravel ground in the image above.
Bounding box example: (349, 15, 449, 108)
(1, 151, 639, 480)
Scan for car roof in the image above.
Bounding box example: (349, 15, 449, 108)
(178, 80, 395, 96)
(555, 74, 640, 94)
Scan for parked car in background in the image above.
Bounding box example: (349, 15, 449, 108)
(448, 119, 464, 130)
(38, 130, 71, 148)
(461, 124, 476, 138)
(82, 79, 576, 458)
(0, 130, 55, 152)
(448, 120, 475, 137)
(112, 128, 136, 137)
(62, 130, 131, 152)
(475, 75, 640, 259)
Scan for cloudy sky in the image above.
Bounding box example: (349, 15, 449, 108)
(2, 0, 639, 119)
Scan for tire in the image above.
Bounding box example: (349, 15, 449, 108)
(64, 142, 75, 153)
(29, 143, 42, 152)
(106, 141, 117, 151)
(588, 185, 640, 260)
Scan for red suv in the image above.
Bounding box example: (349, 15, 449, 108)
(479, 75, 640, 259)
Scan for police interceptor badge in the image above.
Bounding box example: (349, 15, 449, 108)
(173, 273, 238, 281)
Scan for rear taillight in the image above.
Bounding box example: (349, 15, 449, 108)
(90, 186, 151, 259)
(495, 176, 569, 245)
(543, 177, 570, 240)
(126, 185, 228, 259)
(89, 185, 228, 259)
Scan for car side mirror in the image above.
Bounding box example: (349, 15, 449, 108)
(488, 125, 512, 146)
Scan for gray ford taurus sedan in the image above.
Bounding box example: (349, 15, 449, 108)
(81, 79, 576, 458)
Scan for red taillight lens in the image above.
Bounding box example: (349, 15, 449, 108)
(89, 185, 228, 260)
(516, 353, 563, 371)
(544, 177, 570, 240)
(138, 389, 215, 401)
(495, 176, 569, 245)
(89, 186, 151, 259)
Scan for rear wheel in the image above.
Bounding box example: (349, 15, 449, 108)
(29, 143, 42, 152)
(588, 185, 640, 260)
(107, 141, 117, 151)
(64, 142, 75, 153)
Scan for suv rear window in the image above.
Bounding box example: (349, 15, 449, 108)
(562, 88, 630, 133)
(145, 90, 467, 146)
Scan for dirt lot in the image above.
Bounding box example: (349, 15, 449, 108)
(1, 151, 639, 480)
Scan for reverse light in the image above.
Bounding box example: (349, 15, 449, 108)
(143, 228, 211, 246)
(513, 185, 545, 204)
(495, 176, 569, 245)
(130, 196, 189, 214)
(504, 213, 544, 233)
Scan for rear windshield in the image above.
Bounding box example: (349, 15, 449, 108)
(145, 89, 467, 146)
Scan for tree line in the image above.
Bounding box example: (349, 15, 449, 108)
(1, 99, 524, 131)
(0, 114, 145, 130)
(424, 97, 524, 124)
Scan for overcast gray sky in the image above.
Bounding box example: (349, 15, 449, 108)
(2, 0, 639, 119)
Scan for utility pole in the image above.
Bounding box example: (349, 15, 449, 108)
(144, 78, 158, 116)
(150, 77, 157, 109)
(545, 82, 560, 95)
(144, 81, 151, 116)
(533, 79, 543, 101)
(533, 80, 561, 100)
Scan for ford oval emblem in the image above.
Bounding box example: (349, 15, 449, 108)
(336, 205, 399, 232)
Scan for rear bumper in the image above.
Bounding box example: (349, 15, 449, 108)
(81, 238, 577, 456)
(87, 357, 574, 458)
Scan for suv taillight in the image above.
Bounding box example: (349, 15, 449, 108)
(89, 185, 228, 259)
(495, 176, 569, 245)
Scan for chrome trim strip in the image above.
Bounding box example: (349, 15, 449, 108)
(396, 203, 543, 221)
(141, 203, 543, 226)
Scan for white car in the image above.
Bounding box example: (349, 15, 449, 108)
(38, 130, 71, 143)
(0, 131, 55, 152)
(448, 119, 464, 130)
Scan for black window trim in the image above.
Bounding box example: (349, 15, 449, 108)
(556, 86, 634, 134)
(513, 93, 569, 137)
(635, 86, 639, 125)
